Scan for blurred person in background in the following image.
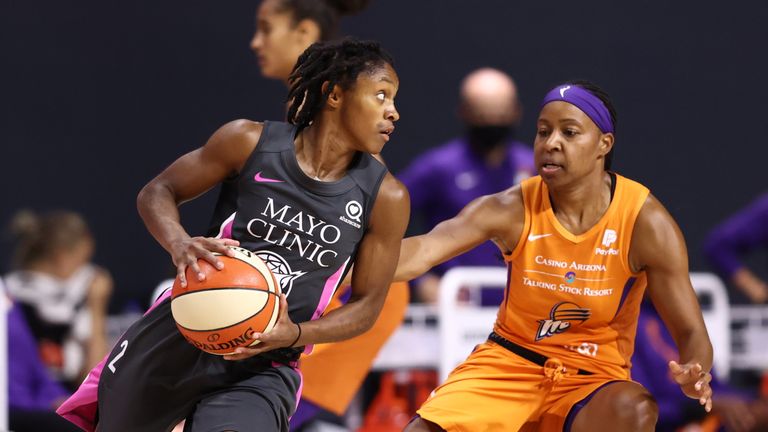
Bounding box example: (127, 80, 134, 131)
(633, 298, 768, 432)
(398, 68, 535, 303)
(250, 1, 410, 429)
(4, 210, 112, 389)
(3, 274, 82, 431)
(704, 193, 768, 304)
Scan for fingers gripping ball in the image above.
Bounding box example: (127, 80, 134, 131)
(171, 246, 281, 355)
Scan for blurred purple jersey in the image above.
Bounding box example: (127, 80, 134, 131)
(704, 193, 768, 279)
(633, 301, 750, 431)
(6, 297, 68, 411)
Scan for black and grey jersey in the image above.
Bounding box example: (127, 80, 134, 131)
(206, 121, 387, 332)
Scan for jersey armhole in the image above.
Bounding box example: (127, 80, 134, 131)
(230, 121, 272, 182)
(503, 186, 531, 262)
(621, 185, 651, 276)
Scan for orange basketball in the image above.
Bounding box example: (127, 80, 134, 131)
(171, 246, 281, 355)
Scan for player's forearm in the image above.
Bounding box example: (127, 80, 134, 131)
(137, 182, 191, 253)
(295, 294, 383, 345)
(394, 236, 433, 282)
(675, 327, 713, 372)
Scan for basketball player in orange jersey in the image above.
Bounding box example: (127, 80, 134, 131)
(250, 0, 410, 427)
(394, 81, 714, 432)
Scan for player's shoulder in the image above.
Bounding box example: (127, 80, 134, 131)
(215, 119, 264, 144)
(615, 172, 649, 191)
(635, 193, 671, 227)
(203, 119, 264, 161)
(377, 171, 410, 208)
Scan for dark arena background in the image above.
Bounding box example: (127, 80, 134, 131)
(3, 1, 766, 306)
(4, 1, 768, 430)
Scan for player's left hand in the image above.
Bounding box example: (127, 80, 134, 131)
(223, 294, 300, 361)
(668, 360, 713, 412)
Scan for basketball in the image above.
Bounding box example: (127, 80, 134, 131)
(171, 246, 281, 355)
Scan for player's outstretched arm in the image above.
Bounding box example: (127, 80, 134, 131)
(633, 194, 714, 411)
(394, 186, 525, 282)
(137, 120, 261, 286)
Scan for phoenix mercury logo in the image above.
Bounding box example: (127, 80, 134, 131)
(535, 301, 591, 341)
(255, 250, 306, 297)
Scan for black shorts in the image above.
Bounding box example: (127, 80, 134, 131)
(97, 296, 301, 432)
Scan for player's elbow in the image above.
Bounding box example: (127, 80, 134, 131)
(136, 183, 153, 216)
(137, 180, 172, 213)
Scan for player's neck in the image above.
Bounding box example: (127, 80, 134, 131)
(548, 171, 612, 234)
(294, 122, 357, 182)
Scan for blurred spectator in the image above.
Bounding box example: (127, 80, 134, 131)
(3, 279, 81, 431)
(398, 68, 535, 303)
(4, 210, 112, 388)
(633, 299, 768, 432)
(704, 193, 768, 304)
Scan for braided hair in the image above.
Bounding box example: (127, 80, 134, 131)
(286, 38, 394, 131)
(564, 80, 618, 171)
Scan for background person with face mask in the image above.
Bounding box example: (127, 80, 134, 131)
(398, 68, 535, 304)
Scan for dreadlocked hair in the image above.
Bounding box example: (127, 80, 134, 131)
(559, 79, 618, 170)
(286, 38, 394, 132)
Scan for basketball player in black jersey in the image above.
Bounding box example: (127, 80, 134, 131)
(250, 2, 412, 429)
(57, 38, 409, 432)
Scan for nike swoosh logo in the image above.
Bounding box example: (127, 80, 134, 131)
(254, 172, 284, 183)
(559, 85, 571, 97)
(528, 233, 552, 242)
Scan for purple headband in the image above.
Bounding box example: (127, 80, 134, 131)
(540, 85, 614, 134)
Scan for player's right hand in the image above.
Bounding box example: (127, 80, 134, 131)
(170, 236, 240, 287)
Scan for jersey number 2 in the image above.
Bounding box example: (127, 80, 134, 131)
(108, 340, 129, 373)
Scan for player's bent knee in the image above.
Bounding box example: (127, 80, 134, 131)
(404, 416, 445, 432)
(620, 389, 657, 427)
(574, 382, 658, 431)
(606, 383, 658, 429)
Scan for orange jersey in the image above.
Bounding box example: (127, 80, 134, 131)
(496, 174, 649, 378)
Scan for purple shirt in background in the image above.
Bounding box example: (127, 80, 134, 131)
(7, 298, 69, 411)
(704, 192, 768, 279)
(398, 137, 535, 275)
(633, 301, 747, 432)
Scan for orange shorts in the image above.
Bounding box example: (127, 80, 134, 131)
(417, 340, 627, 432)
